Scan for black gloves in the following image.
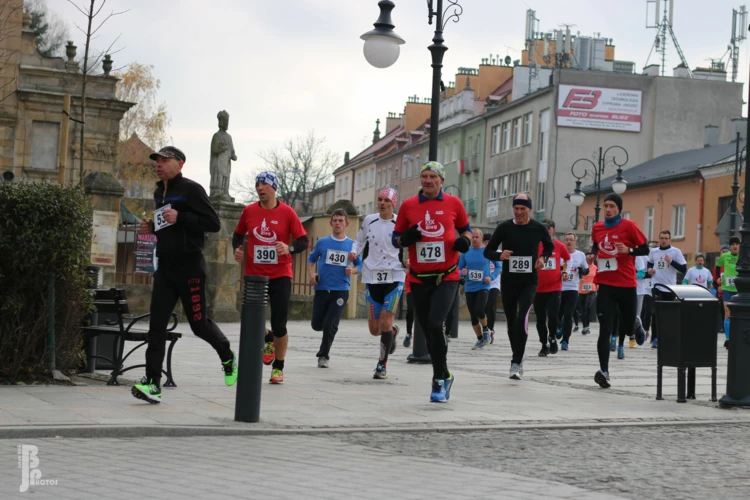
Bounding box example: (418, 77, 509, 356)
(399, 224, 423, 247)
(452, 235, 471, 253)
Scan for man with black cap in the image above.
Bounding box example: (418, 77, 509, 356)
(590, 193, 649, 388)
(133, 146, 237, 404)
(484, 193, 554, 380)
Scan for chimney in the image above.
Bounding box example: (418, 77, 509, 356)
(673, 63, 690, 79)
(372, 119, 381, 144)
(344, 151, 350, 164)
(385, 112, 400, 134)
(732, 118, 747, 141)
(704, 125, 719, 148)
(642, 64, 660, 77)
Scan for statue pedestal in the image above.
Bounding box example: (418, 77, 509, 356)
(205, 199, 245, 322)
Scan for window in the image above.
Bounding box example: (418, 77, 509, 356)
(475, 136, 481, 160)
(452, 142, 458, 163)
(404, 159, 411, 179)
(491, 125, 500, 155)
(500, 176, 509, 197)
(509, 172, 518, 195)
(537, 181, 546, 211)
(501, 121, 511, 151)
(337, 179, 342, 197)
(31, 121, 60, 170)
(344, 177, 349, 195)
(370, 168, 375, 185)
(488, 178, 498, 200)
(622, 211, 631, 220)
(386, 168, 391, 186)
(539, 110, 550, 162)
(520, 170, 530, 192)
(512, 117, 521, 148)
(718, 195, 733, 223)
(356, 173, 361, 190)
(644, 206, 654, 241)
(394, 167, 399, 181)
(473, 179, 478, 199)
(523, 112, 533, 145)
(368, 201, 373, 213)
(672, 205, 686, 238)
(326, 190, 333, 205)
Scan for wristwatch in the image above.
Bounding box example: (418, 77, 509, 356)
(289, 245, 295, 253)
(628, 247, 634, 255)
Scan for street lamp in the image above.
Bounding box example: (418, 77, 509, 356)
(362, 0, 463, 162)
(565, 146, 629, 222)
(730, 133, 747, 237)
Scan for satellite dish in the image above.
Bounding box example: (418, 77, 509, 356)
(504, 55, 512, 66)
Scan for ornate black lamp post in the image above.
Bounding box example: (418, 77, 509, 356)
(720, 56, 750, 407)
(566, 146, 629, 223)
(361, 0, 463, 162)
(729, 133, 747, 237)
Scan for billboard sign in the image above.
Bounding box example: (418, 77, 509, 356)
(557, 85, 642, 132)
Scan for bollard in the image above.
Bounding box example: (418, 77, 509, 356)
(235, 275, 269, 423)
(85, 266, 100, 373)
(407, 319, 432, 364)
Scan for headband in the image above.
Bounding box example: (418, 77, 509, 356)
(513, 197, 532, 209)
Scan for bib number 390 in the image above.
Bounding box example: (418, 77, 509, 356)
(254, 246, 278, 264)
(416, 242, 445, 263)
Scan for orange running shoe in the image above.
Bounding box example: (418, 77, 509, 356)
(269, 368, 284, 384)
(263, 341, 275, 366)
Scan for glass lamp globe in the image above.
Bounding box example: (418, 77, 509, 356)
(363, 35, 401, 69)
(612, 179, 628, 195)
(568, 192, 585, 207)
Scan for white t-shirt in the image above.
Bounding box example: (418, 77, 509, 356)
(562, 250, 588, 292)
(684, 266, 713, 289)
(351, 213, 406, 285)
(635, 255, 652, 296)
(648, 246, 687, 286)
(489, 259, 501, 290)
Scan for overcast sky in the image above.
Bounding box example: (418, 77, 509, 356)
(52, 0, 749, 193)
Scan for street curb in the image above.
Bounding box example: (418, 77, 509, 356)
(1, 417, 749, 440)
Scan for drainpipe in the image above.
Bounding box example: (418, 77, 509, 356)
(697, 177, 704, 254)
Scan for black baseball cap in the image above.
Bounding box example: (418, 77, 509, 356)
(483, 232, 492, 241)
(149, 146, 186, 163)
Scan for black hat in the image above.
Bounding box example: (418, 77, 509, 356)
(149, 146, 186, 163)
(483, 232, 492, 241)
(604, 193, 623, 213)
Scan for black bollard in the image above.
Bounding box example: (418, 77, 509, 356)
(235, 275, 269, 422)
(407, 318, 432, 364)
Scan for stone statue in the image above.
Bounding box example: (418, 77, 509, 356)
(210, 110, 236, 202)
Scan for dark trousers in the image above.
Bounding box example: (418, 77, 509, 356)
(268, 277, 292, 337)
(501, 282, 537, 365)
(579, 292, 596, 327)
(596, 284, 637, 373)
(146, 257, 232, 387)
(559, 290, 579, 342)
(486, 288, 500, 331)
(534, 291, 561, 345)
(405, 292, 414, 335)
(312, 290, 349, 360)
(411, 280, 459, 380)
(465, 289, 489, 326)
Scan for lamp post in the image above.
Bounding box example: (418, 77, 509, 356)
(720, 54, 750, 407)
(362, 0, 463, 162)
(565, 146, 629, 222)
(730, 132, 746, 237)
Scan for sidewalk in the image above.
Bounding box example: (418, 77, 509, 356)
(0, 320, 746, 437)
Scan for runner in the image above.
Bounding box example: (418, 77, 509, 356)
(484, 194, 554, 380)
(682, 253, 713, 289)
(714, 244, 730, 336)
(558, 232, 589, 350)
(233, 172, 309, 385)
(133, 146, 237, 404)
(634, 254, 652, 349)
(402, 258, 415, 348)
(459, 228, 500, 350)
(591, 193, 649, 388)
(578, 251, 597, 335)
(647, 230, 687, 349)
(393, 161, 471, 402)
(484, 232, 501, 344)
(716, 236, 740, 348)
(307, 209, 360, 368)
(534, 221, 571, 356)
(349, 187, 405, 380)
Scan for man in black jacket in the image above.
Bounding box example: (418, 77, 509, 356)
(132, 146, 237, 404)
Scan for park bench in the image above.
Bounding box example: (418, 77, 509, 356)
(82, 288, 180, 387)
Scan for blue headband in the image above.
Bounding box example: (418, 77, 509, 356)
(513, 197, 532, 209)
(255, 172, 278, 191)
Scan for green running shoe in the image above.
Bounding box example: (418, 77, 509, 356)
(223, 350, 238, 386)
(131, 379, 161, 404)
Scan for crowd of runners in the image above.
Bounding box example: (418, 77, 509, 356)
(132, 150, 734, 404)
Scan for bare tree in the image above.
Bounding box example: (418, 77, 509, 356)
(65, 0, 127, 183)
(233, 131, 338, 209)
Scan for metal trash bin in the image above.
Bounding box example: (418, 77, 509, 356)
(653, 284, 719, 403)
(83, 266, 118, 371)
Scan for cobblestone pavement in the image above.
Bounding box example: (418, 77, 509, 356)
(0, 435, 621, 500)
(337, 423, 750, 500)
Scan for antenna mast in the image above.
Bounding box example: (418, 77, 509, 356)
(730, 5, 748, 83)
(645, 0, 692, 78)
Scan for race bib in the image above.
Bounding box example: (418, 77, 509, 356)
(154, 204, 174, 232)
(509, 256, 532, 273)
(599, 258, 618, 272)
(416, 242, 445, 263)
(253, 245, 277, 264)
(656, 260, 668, 270)
(726, 276, 737, 288)
(581, 283, 593, 292)
(326, 249, 348, 267)
(373, 269, 393, 283)
(468, 270, 483, 282)
(542, 258, 556, 271)
(646, 279, 652, 288)
(567, 271, 578, 282)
